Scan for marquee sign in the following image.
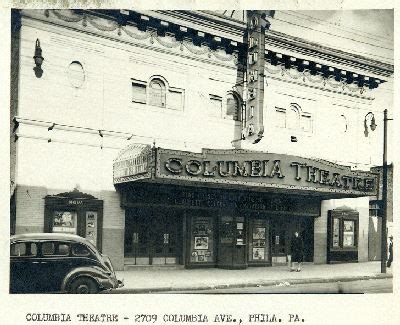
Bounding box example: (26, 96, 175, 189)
(113, 144, 152, 184)
(155, 148, 378, 197)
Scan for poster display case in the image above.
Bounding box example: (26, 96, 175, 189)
(189, 216, 214, 264)
(85, 211, 98, 246)
(45, 190, 103, 251)
(52, 211, 77, 234)
(327, 208, 359, 263)
(248, 218, 270, 265)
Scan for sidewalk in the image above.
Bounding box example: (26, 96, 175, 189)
(112, 261, 393, 293)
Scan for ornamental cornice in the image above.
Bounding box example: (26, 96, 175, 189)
(136, 10, 247, 42)
(21, 9, 239, 67)
(264, 61, 374, 98)
(266, 30, 393, 79)
(18, 9, 391, 93)
(263, 48, 385, 92)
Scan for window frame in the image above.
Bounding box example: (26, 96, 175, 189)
(300, 112, 313, 132)
(71, 243, 93, 257)
(167, 86, 185, 111)
(275, 107, 287, 128)
(131, 78, 147, 104)
(209, 94, 223, 118)
(40, 241, 71, 257)
(10, 241, 38, 258)
(225, 92, 242, 121)
(148, 78, 167, 108)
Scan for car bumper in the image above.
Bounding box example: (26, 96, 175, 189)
(99, 275, 124, 290)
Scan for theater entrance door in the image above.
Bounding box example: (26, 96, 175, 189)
(124, 208, 181, 265)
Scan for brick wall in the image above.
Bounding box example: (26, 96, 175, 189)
(15, 185, 47, 233)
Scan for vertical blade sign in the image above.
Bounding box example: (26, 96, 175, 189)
(244, 11, 271, 144)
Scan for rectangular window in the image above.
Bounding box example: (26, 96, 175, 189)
(168, 89, 184, 110)
(11, 242, 37, 257)
(275, 107, 286, 128)
(132, 80, 147, 104)
(42, 242, 55, 256)
(57, 243, 70, 256)
(209, 95, 222, 118)
(301, 114, 312, 132)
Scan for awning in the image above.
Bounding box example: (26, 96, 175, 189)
(113, 144, 378, 199)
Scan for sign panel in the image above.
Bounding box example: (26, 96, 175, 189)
(113, 144, 152, 184)
(122, 183, 321, 216)
(156, 148, 378, 197)
(242, 11, 273, 143)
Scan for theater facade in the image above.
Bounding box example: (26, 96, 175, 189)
(10, 9, 393, 270)
(112, 144, 378, 268)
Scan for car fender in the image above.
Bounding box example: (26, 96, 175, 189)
(61, 266, 110, 292)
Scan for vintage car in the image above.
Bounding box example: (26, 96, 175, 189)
(10, 233, 123, 294)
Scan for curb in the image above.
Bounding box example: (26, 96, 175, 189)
(106, 273, 392, 294)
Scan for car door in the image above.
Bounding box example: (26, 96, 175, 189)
(39, 241, 72, 292)
(10, 241, 40, 293)
(70, 242, 99, 269)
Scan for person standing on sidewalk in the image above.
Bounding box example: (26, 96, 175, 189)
(387, 235, 393, 268)
(290, 231, 304, 272)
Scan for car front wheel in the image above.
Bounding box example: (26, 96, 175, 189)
(68, 277, 99, 294)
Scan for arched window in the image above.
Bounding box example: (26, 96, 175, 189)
(339, 114, 348, 133)
(148, 79, 166, 107)
(288, 104, 300, 130)
(226, 92, 241, 121)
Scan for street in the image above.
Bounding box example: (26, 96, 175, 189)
(157, 278, 392, 294)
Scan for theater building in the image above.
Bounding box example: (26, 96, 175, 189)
(10, 9, 393, 270)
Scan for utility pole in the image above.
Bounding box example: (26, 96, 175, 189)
(381, 109, 388, 273)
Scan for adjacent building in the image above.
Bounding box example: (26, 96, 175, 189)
(10, 9, 393, 270)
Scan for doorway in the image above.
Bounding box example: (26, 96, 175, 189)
(270, 216, 314, 264)
(124, 207, 182, 265)
(271, 219, 288, 264)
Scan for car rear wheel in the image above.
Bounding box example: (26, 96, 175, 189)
(69, 277, 99, 294)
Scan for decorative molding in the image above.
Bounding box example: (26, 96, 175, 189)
(267, 30, 393, 79)
(264, 62, 373, 99)
(41, 10, 239, 67)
